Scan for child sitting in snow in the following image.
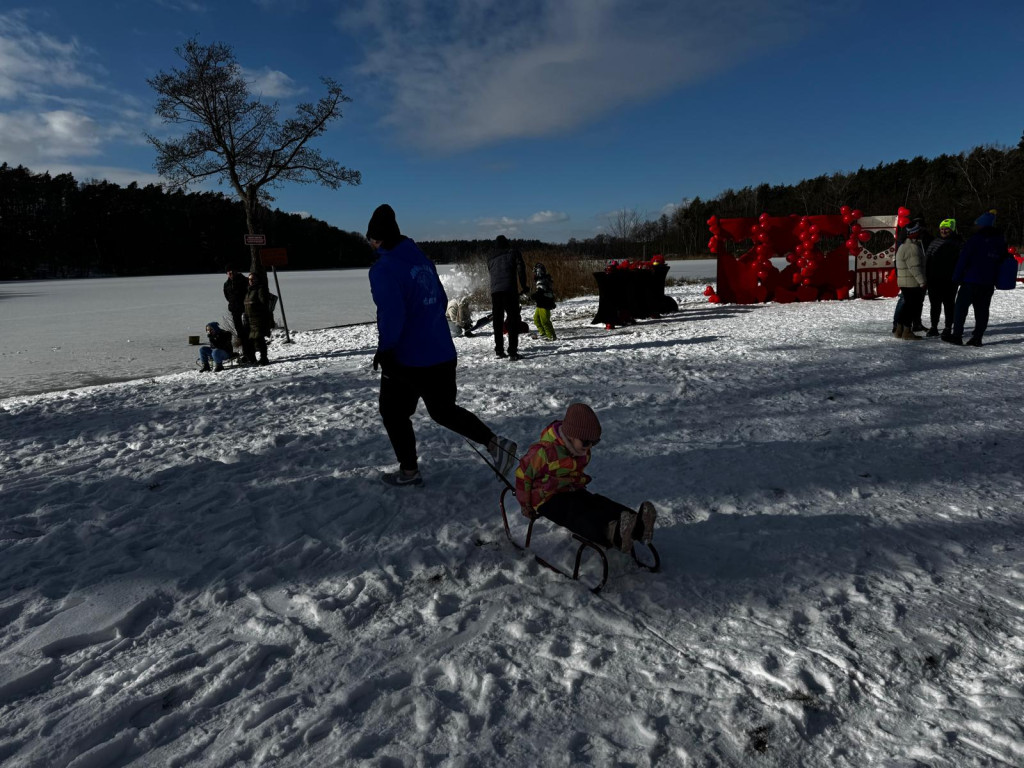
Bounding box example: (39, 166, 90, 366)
(198, 321, 235, 372)
(514, 403, 656, 552)
(531, 263, 557, 340)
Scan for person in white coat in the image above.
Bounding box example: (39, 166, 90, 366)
(893, 223, 927, 341)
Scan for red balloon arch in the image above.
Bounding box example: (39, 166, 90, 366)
(705, 207, 910, 304)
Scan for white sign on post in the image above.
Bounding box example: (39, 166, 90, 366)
(244, 234, 266, 245)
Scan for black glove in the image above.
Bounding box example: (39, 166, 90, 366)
(372, 348, 397, 371)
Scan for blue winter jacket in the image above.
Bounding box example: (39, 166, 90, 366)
(952, 227, 1009, 286)
(369, 237, 456, 367)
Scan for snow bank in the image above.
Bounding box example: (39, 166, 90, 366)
(1, 286, 1023, 766)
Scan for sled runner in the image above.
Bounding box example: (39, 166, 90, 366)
(466, 438, 660, 593)
(498, 487, 660, 594)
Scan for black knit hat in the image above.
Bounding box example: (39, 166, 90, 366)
(366, 204, 401, 242)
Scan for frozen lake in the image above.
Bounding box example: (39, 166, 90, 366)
(0, 259, 719, 400)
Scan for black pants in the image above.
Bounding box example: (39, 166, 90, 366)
(491, 291, 522, 355)
(539, 490, 631, 546)
(928, 280, 956, 331)
(253, 335, 268, 363)
(898, 287, 925, 328)
(952, 283, 995, 340)
(379, 359, 493, 471)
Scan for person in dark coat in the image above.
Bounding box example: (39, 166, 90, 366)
(487, 235, 528, 360)
(366, 203, 518, 487)
(198, 321, 235, 372)
(224, 267, 255, 364)
(244, 272, 273, 365)
(924, 219, 963, 339)
(947, 210, 1011, 347)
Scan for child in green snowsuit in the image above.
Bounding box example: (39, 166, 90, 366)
(531, 263, 557, 340)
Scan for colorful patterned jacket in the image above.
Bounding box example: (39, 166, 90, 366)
(515, 420, 592, 509)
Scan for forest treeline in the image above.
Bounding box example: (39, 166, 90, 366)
(0, 163, 375, 279)
(1, 137, 1020, 279)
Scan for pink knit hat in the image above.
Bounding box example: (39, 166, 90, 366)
(561, 403, 602, 442)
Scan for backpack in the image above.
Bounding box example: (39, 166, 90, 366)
(996, 256, 1018, 290)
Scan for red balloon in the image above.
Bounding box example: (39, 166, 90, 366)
(845, 239, 856, 249)
(851, 223, 862, 234)
(759, 212, 770, 223)
(842, 214, 853, 224)
(709, 295, 721, 304)
(757, 270, 769, 280)
(851, 209, 863, 219)
(897, 207, 910, 217)
(786, 253, 796, 263)
(858, 231, 871, 242)
(703, 285, 713, 296)
(840, 205, 851, 215)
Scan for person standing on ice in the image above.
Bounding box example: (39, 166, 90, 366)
(893, 222, 927, 341)
(487, 235, 528, 361)
(946, 210, 1011, 347)
(515, 403, 656, 552)
(366, 203, 518, 487)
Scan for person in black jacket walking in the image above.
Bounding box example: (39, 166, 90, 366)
(487, 235, 528, 360)
(224, 267, 255, 364)
(924, 219, 963, 338)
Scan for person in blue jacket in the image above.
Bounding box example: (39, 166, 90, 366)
(946, 210, 1010, 347)
(367, 204, 518, 486)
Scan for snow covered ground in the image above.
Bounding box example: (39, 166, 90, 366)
(1, 283, 1023, 767)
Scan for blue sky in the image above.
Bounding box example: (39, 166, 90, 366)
(1, 1, 1021, 244)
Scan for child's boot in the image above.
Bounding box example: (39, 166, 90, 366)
(637, 501, 657, 544)
(615, 509, 638, 553)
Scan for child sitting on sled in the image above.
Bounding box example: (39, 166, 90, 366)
(514, 403, 656, 552)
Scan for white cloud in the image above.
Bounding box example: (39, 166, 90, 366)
(340, 0, 833, 152)
(241, 67, 305, 99)
(529, 210, 569, 224)
(0, 109, 104, 161)
(476, 215, 526, 235)
(0, 13, 102, 101)
(152, 0, 209, 12)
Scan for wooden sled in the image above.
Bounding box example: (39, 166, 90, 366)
(498, 487, 660, 593)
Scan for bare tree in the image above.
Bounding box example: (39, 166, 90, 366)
(146, 38, 360, 278)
